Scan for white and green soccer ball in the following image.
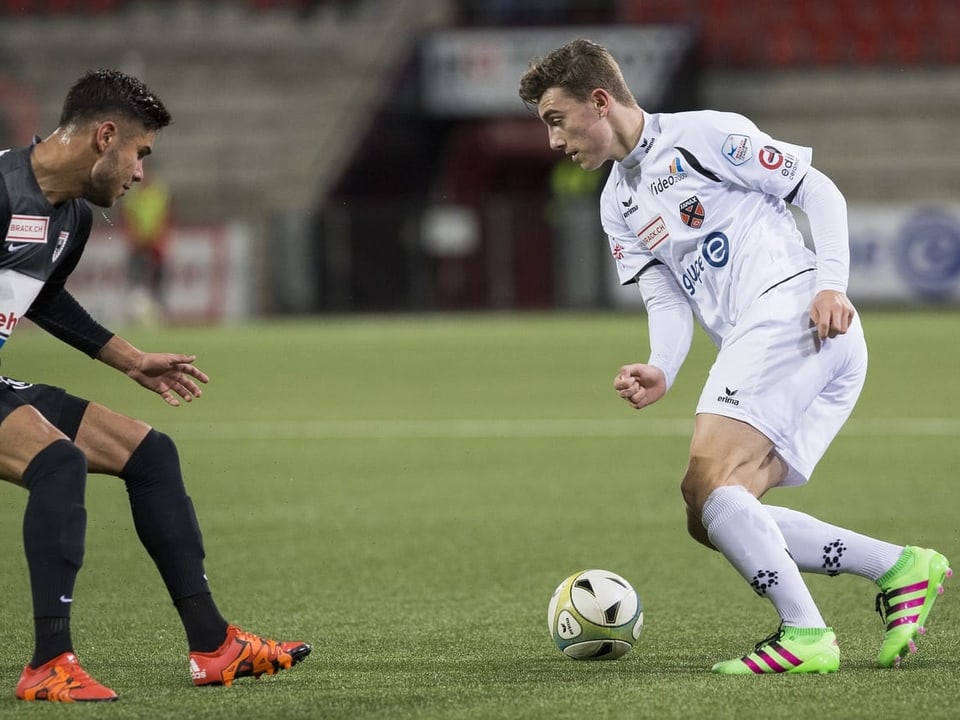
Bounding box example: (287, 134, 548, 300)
(547, 569, 643, 660)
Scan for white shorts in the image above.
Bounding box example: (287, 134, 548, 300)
(695, 272, 868, 486)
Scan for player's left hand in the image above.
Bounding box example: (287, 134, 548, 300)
(809, 289, 856, 340)
(127, 353, 209, 406)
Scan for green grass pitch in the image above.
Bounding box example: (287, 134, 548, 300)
(0, 310, 956, 719)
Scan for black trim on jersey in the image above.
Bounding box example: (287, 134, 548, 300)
(673, 147, 722, 183)
(759, 267, 815, 297)
(627, 258, 664, 284)
(784, 175, 805, 204)
(0, 168, 10, 236)
(26, 284, 114, 358)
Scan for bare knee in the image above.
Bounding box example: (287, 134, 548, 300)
(685, 503, 716, 550)
(680, 454, 728, 516)
(679, 453, 746, 549)
(0, 405, 69, 484)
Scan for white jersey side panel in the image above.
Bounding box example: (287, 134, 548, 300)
(0, 268, 44, 347)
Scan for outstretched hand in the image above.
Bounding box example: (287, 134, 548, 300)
(614, 363, 667, 410)
(127, 353, 209, 406)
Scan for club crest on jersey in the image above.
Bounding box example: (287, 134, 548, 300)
(679, 196, 705, 228)
(52, 231, 69, 262)
(5, 214, 48, 244)
(723, 134, 752, 166)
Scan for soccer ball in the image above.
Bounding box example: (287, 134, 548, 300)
(547, 569, 643, 660)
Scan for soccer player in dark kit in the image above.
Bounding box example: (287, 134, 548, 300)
(0, 69, 310, 702)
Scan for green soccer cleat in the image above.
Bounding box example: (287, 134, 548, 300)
(875, 546, 953, 668)
(711, 625, 839, 675)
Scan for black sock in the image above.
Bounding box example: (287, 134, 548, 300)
(174, 593, 229, 652)
(120, 430, 228, 650)
(121, 429, 213, 598)
(31, 617, 72, 668)
(22, 440, 88, 667)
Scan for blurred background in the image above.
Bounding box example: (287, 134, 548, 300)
(1, 0, 958, 325)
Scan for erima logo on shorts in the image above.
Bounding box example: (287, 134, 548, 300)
(717, 387, 740, 406)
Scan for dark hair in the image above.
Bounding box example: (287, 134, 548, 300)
(519, 38, 635, 108)
(59, 68, 171, 131)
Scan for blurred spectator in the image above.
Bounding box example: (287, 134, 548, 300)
(122, 172, 172, 325)
(548, 158, 604, 307)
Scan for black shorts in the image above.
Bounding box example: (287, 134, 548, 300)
(0, 377, 89, 441)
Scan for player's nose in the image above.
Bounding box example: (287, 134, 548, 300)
(548, 126, 565, 151)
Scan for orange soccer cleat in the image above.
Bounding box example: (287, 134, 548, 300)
(15, 652, 118, 702)
(189, 624, 311, 687)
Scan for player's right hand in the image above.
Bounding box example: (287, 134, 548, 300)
(614, 363, 667, 410)
(128, 352, 209, 407)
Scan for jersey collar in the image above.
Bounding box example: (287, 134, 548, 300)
(620, 111, 657, 172)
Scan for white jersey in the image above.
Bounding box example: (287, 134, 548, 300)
(601, 110, 816, 345)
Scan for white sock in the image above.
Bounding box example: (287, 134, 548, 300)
(763, 505, 904, 582)
(702, 485, 826, 628)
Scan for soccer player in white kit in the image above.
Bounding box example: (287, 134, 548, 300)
(520, 39, 952, 674)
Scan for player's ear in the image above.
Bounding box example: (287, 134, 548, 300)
(591, 89, 612, 119)
(95, 121, 118, 153)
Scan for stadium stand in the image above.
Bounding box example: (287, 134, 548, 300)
(0, 0, 451, 221)
(1, 0, 956, 215)
(618, 0, 960, 68)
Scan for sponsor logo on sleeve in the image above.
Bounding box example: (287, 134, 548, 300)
(758, 145, 784, 170)
(723, 134, 752, 166)
(5, 214, 48, 244)
(637, 215, 669, 250)
(759, 145, 800, 182)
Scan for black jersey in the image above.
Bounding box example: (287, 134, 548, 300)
(0, 143, 113, 355)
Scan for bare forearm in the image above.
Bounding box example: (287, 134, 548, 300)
(96, 335, 143, 374)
